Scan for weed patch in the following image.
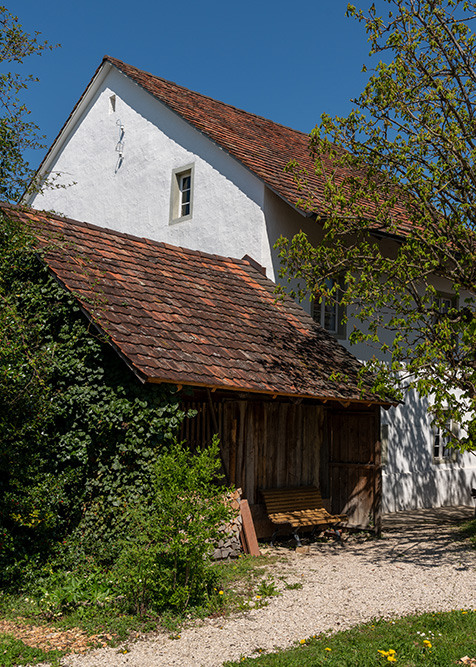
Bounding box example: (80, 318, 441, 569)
(224, 609, 476, 666)
(0, 632, 64, 666)
(461, 518, 476, 546)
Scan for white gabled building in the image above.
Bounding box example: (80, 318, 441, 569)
(28, 55, 476, 514)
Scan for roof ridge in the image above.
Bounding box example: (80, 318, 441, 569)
(104, 55, 310, 139)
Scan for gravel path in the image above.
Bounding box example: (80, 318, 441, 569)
(55, 507, 476, 667)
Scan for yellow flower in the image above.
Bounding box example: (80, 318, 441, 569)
(423, 640, 432, 648)
(300, 639, 306, 644)
(378, 650, 389, 656)
(387, 657, 397, 663)
(218, 590, 224, 595)
(325, 647, 332, 651)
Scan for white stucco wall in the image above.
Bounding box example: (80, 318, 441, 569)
(381, 391, 476, 513)
(30, 66, 272, 272)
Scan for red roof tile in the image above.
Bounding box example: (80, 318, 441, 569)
(2, 203, 388, 404)
(102, 56, 413, 234)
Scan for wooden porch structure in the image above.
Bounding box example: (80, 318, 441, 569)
(181, 393, 382, 538)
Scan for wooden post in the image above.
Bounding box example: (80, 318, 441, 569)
(240, 499, 260, 556)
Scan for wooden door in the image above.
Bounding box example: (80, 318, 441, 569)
(328, 408, 381, 531)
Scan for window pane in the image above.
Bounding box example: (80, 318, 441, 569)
(182, 189, 191, 205)
(179, 172, 191, 217)
(324, 300, 337, 332)
(440, 298, 452, 313)
(433, 429, 441, 459)
(181, 201, 190, 216)
(312, 277, 340, 334)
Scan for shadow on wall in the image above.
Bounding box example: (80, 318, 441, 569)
(382, 388, 476, 513)
(261, 189, 476, 514)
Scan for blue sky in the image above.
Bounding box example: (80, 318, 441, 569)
(11, 0, 376, 171)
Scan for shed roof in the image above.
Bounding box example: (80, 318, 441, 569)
(1, 203, 388, 405)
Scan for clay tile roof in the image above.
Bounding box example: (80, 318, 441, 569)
(1, 203, 388, 404)
(102, 56, 413, 235)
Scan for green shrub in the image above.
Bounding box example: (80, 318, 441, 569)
(112, 436, 232, 615)
(0, 212, 189, 585)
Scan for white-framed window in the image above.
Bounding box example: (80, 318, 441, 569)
(433, 418, 458, 463)
(178, 172, 191, 217)
(431, 292, 457, 328)
(311, 277, 346, 338)
(170, 164, 194, 223)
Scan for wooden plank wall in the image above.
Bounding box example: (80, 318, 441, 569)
(181, 400, 324, 504)
(181, 399, 381, 533)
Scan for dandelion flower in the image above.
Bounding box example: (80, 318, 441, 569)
(300, 639, 306, 644)
(219, 590, 224, 595)
(423, 640, 432, 648)
(325, 647, 332, 651)
(387, 656, 397, 663)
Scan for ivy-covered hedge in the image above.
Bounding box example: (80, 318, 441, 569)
(0, 213, 188, 585)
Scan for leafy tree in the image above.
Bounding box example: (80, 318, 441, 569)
(277, 0, 476, 449)
(0, 6, 55, 201)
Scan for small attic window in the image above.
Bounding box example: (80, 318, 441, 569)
(109, 95, 116, 114)
(170, 164, 194, 223)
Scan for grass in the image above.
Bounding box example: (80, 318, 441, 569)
(0, 633, 65, 666)
(224, 609, 476, 666)
(0, 590, 159, 640)
(460, 516, 476, 545)
(2, 523, 476, 667)
(0, 554, 281, 666)
(209, 554, 281, 614)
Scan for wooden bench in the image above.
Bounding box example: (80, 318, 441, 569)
(261, 486, 347, 546)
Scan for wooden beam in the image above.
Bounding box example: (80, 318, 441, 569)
(240, 499, 260, 556)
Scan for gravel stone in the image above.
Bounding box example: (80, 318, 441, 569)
(51, 507, 476, 667)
